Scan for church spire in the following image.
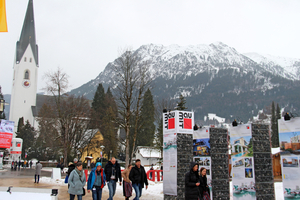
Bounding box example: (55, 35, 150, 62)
(16, 0, 38, 66)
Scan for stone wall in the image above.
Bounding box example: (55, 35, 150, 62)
(252, 124, 275, 200)
(210, 127, 230, 200)
(164, 133, 193, 200)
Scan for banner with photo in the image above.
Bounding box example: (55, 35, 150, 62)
(0, 120, 14, 148)
(230, 124, 256, 200)
(193, 127, 212, 198)
(163, 133, 177, 196)
(278, 117, 300, 199)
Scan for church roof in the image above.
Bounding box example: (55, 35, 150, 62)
(16, 0, 38, 66)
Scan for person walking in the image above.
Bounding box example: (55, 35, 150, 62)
(129, 159, 148, 200)
(61, 162, 64, 173)
(18, 160, 21, 170)
(149, 164, 154, 180)
(185, 162, 200, 200)
(104, 157, 122, 200)
(87, 162, 106, 200)
(121, 165, 132, 200)
(30, 160, 32, 169)
(91, 161, 95, 169)
(34, 161, 42, 183)
(67, 158, 78, 188)
(199, 167, 210, 200)
(68, 162, 86, 200)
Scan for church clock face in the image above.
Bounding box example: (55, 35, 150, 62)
(22, 80, 31, 88)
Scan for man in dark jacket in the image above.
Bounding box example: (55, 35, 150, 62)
(104, 157, 122, 200)
(129, 159, 148, 200)
(185, 162, 200, 200)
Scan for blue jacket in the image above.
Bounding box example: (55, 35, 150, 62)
(87, 167, 106, 190)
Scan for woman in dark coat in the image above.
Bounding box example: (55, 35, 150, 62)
(199, 167, 210, 200)
(185, 162, 201, 200)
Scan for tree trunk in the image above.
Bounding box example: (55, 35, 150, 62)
(125, 125, 130, 167)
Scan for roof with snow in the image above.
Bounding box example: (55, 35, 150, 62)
(135, 146, 161, 158)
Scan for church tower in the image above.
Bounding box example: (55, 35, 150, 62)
(9, 0, 38, 136)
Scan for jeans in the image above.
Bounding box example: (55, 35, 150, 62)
(92, 187, 103, 200)
(107, 180, 116, 200)
(35, 175, 40, 183)
(70, 194, 82, 200)
(132, 183, 142, 200)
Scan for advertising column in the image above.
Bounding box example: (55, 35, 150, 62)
(193, 127, 212, 198)
(278, 117, 300, 199)
(163, 110, 194, 198)
(230, 124, 256, 200)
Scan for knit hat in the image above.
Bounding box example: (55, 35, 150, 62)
(95, 162, 102, 167)
(73, 158, 78, 163)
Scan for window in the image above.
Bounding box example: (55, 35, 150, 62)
(30, 58, 32, 62)
(24, 70, 30, 79)
(24, 57, 27, 62)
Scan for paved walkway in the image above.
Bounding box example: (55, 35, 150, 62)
(0, 167, 157, 200)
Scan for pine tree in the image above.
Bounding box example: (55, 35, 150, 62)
(154, 117, 163, 158)
(137, 89, 155, 146)
(176, 94, 188, 110)
(276, 104, 281, 120)
(102, 106, 118, 159)
(105, 87, 117, 113)
(271, 101, 279, 147)
(92, 83, 106, 112)
(16, 120, 36, 159)
(17, 117, 24, 133)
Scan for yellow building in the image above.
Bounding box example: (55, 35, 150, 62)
(80, 129, 107, 164)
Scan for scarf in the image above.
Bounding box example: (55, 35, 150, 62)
(75, 168, 83, 179)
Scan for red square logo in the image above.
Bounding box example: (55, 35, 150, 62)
(168, 118, 175, 129)
(184, 118, 192, 129)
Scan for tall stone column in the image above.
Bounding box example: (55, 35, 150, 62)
(164, 133, 193, 200)
(210, 127, 230, 200)
(252, 124, 275, 200)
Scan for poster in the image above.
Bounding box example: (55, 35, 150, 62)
(278, 117, 300, 199)
(0, 120, 14, 148)
(230, 124, 256, 200)
(163, 133, 177, 196)
(193, 127, 212, 199)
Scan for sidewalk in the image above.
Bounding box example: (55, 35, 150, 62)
(0, 167, 163, 200)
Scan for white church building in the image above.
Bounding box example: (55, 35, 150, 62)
(9, 0, 39, 137)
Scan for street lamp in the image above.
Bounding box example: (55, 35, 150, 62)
(100, 145, 105, 165)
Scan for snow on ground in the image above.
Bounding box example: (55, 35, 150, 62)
(39, 175, 286, 200)
(39, 177, 66, 186)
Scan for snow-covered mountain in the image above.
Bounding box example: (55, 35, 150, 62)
(70, 42, 300, 121)
(243, 52, 300, 80)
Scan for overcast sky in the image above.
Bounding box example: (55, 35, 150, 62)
(1, 0, 300, 94)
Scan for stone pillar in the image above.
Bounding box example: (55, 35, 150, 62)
(252, 124, 275, 200)
(164, 133, 193, 200)
(210, 127, 230, 200)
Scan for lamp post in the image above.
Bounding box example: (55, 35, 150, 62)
(100, 145, 105, 165)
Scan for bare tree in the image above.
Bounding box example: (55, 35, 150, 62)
(114, 49, 151, 166)
(41, 67, 95, 166)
